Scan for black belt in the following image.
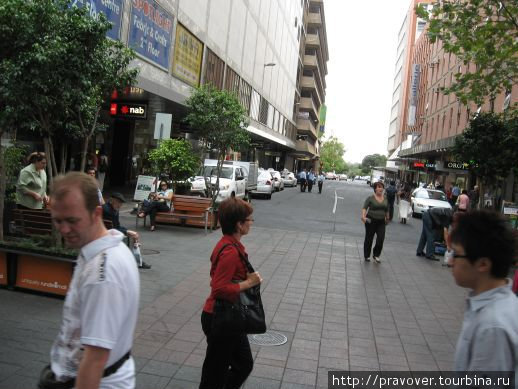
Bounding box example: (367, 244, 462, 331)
(104, 350, 131, 377)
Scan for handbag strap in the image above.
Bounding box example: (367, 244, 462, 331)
(212, 243, 254, 273)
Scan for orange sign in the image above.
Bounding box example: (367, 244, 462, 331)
(16, 255, 73, 296)
(0, 252, 6, 286)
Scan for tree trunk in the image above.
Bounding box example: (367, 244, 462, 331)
(211, 151, 225, 209)
(80, 136, 89, 172)
(43, 137, 54, 184)
(0, 130, 5, 241)
(49, 137, 58, 177)
(60, 143, 67, 174)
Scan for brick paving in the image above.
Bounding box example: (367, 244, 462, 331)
(0, 217, 467, 388)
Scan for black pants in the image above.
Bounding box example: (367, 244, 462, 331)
(318, 182, 323, 193)
(142, 200, 169, 226)
(387, 199, 395, 220)
(363, 219, 386, 259)
(307, 180, 313, 192)
(199, 311, 253, 389)
(299, 179, 306, 192)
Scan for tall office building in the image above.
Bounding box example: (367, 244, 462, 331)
(291, 0, 329, 171)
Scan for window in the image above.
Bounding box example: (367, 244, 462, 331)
(259, 97, 269, 125)
(250, 90, 261, 121)
(225, 66, 240, 95)
(239, 79, 252, 114)
(204, 48, 225, 89)
(267, 104, 274, 128)
(503, 90, 512, 111)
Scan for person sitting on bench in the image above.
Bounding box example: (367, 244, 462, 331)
(138, 180, 173, 231)
(103, 192, 151, 269)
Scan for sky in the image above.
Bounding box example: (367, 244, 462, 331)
(323, 0, 411, 164)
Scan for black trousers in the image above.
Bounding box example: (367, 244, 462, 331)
(307, 180, 313, 192)
(142, 200, 169, 226)
(387, 199, 395, 220)
(318, 182, 323, 193)
(299, 179, 306, 192)
(363, 219, 386, 259)
(199, 311, 253, 389)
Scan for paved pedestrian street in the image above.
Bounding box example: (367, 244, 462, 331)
(0, 183, 467, 388)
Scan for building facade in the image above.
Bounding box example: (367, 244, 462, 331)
(291, 0, 329, 172)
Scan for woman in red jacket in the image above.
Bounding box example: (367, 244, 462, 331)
(199, 197, 263, 389)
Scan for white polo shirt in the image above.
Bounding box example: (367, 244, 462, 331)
(50, 229, 140, 388)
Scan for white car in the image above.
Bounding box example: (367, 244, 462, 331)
(282, 172, 297, 187)
(410, 188, 452, 216)
(338, 174, 348, 181)
(190, 165, 247, 203)
(271, 171, 284, 191)
(251, 170, 274, 199)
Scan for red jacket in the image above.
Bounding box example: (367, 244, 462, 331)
(203, 235, 248, 313)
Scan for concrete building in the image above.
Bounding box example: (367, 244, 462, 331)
(74, 0, 305, 185)
(290, 0, 329, 172)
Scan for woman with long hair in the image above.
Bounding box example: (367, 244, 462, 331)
(362, 181, 389, 263)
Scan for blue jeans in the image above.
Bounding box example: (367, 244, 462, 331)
(417, 211, 435, 257)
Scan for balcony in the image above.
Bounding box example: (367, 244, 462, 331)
(295, 139, 317, 157)
(299, 97, 319, 119)
(301, 75, 322, 105)
(308, 11, 322, 27)
(303, 54, 318, 68)
(296, 117, 318, 139)
(306, 33, 320, 48)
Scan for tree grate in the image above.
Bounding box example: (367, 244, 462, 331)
(248, 331, 288, 346)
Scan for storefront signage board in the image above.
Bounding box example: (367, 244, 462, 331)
(0, 253, 6, 286)
(71, 0, 124, 40)
(172, 24, 203, 87)
(128, 0, 173, 70)
(446, 161, 470, 170)
(134, 175, 157, 201)
(16, 256, 73, 296)
(110, 102, 148, 119)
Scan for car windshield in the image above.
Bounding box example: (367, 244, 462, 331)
(259, 172, 271, 180)
(415, 190, 447, 201)
(202, 166, 233, 179)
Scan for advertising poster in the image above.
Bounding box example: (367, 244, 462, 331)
(128, 0, 174, 70)
(16, 256, 73, 296)
(71, 0, 124, 40)
(134, 175, 157, 201)
(502, 201, 518, 229)
(172, 24, 204, 87)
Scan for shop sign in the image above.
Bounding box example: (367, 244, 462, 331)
(265, 151, 282, 157)
(110, 102, 148, 119)
(413, 162, 425, 168)
(446, 161, 470, 170)
(128, 0, 173, 70)
(71, 0, 124, 40)
(0, 253, 6, 286)
(425, 162, 436, 170)
(172, 24, 204, 87)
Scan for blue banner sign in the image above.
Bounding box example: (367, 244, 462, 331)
(128, 0, 174, 70)
(71, 0, 124, 40)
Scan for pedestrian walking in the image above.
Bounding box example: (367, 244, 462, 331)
(199, 197, 263, 389)
(307, 169, 315, 192)
(450, 211, 518, 377)
(87, 167, 105, 205)
(416, 207, 453, 261)
(468, 185, 479, 210)
(317, 172, 325, 194)
(451, 183, 460, 206)
(385, 180, 397, 221)
(397, 183, 411, 224)
(103, 193, 152, 269)
(15, 151, 49, 210)
(298, 169, 307, 192)
(456, 189, 470, 212)
(362, 182, 389, 263)
(39, 172, 139, 389)
(97, 146, 109, 191)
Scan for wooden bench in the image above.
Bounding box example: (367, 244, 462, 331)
(138, 195, 214, 234)
(13, 209, 114, 236)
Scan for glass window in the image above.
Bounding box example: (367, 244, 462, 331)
(250, 90, 260, 121)
(225, 66, 240, 95)
(204, 48, 224, 89)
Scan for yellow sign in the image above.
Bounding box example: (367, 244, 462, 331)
(172, 24, 203, 87)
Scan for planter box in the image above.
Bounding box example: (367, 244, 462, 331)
(0, 245, 75, 297)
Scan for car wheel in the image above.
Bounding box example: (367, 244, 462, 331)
(412, 205, 417, 218)
(266, 193, 272, 199)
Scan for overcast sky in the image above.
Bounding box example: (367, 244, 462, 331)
(324, 0, 411, 163)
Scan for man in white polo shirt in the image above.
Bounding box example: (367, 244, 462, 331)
(41, 172, 139, 389)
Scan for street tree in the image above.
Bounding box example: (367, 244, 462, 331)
(320, 136, 347, 173)
(185, 85, 250, 206)
(148, 139, 200, 192)
(417, 0, 518, 108)
(361, 154, 387, 173)
(453, 112, 518, 207)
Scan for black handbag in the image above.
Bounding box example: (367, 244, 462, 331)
(210, 244, 266, 336)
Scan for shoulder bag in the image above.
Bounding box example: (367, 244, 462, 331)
(210, 243, 266, 336)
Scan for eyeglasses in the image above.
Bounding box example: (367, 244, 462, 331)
(245, 218, 254, 222)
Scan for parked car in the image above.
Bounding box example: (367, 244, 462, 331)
(338, 174, 348, 181)
(410, 188, 452, 217)
(271, 171, 284, 191)
(325, 172, 337, 180)
(282, 172, 297, 187)
(251, 170, 274, 199)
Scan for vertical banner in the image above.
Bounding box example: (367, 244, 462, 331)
(172, 24, 204, 87)
(319, 103, 327, 133)
(71, 0, 124, 40)
(407, 64, 421, 126)
(128, 0, 174, 70)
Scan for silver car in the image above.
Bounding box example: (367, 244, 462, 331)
(251, 170, 274, 199)
(411, 188, 452, 216)
(282, 172, 297, 187)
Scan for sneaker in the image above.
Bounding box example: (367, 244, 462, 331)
(139, 262, 152, 269)
(373, 256, 381, 263)
(364, 257, 370, 262)
(416, 251, 425, 257)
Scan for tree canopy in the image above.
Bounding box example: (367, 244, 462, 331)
(320, 136, 347, 173)
(361, 154, 387, 172)
(148, 139, 199, 186)
(417, 0, 518, 107)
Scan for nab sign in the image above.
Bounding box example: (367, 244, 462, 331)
(110, 102, 147, 119)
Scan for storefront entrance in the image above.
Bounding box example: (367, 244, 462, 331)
(109, 120, 132, 186)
